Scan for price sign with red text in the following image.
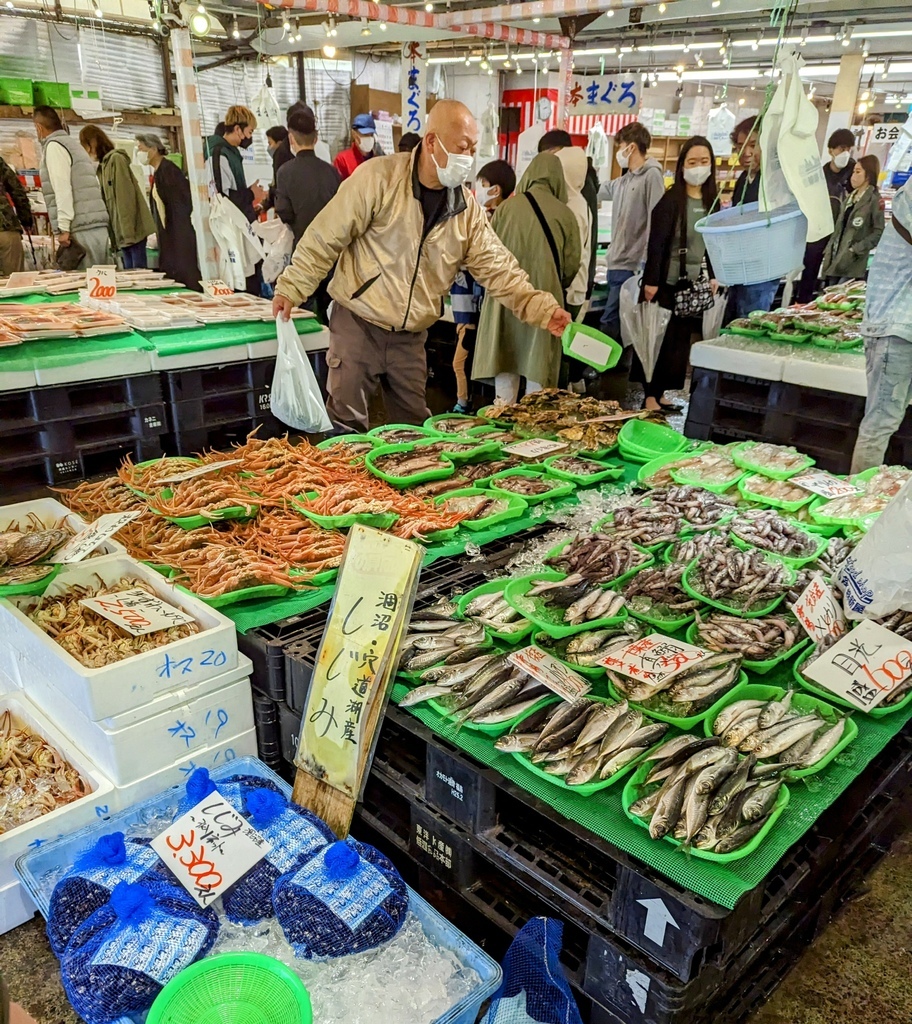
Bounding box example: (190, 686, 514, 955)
(508, 646, 590, 701)
(86, 264, 117, 299)
(80, 587, 195, 635)
(803, 620, 912, 711)
(202, 278, 234, 297)
(791, 471, 862, 500)
(151, 794, 271, 907)
(600, 633, 711, 685)
(791, 573, 847, 644)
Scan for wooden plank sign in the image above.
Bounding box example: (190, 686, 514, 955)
(292, 524, 422, 837)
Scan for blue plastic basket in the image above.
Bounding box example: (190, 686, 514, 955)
(16, 756, 501, 1024)
(695, 201, 808, 286)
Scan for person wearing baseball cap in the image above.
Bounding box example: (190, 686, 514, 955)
(334, 113, 377, 180)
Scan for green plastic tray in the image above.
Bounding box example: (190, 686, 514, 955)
(433, 488, 528, 532)
(364, 442, 457, 488)
(455, 579, 534, 643)
(465, 425, 521, 444)
(289, 565, 338, 587)
(792, 648, 912, 718)
(0, 562, 62, 597)
(729, 522, 829, 569)
(607, 671, 749, 731)
(486, 468, 575, 506)
(175, 581, 293, 608)
(530, 632, 610, 679)
(802, 321, 840, 335)
(542, 454, 625, 486)
(685, 621, 810, 676)
(681, 556, 794, 618)
(424, 412, 493, 434)
(723, 325, 770, 339)
(670, 462, 744, 495)
(622, 759, 790, 862)
(504, 570, 629, 639)
(152, 499, 259, 531)
(413, 437, 503, 465)
(290, 495, 398, 531)
(560, 322, 623, 372)
(703, 682, 858, 779)
(618, 419, 689, 460)
(123, 456, 204, 497)
(593, 513, 679, 554)
(617, 441, 656, 465)
(784, 505, 841, 538)
(508, 695, 660, 796)
(812, 333, 863, 351)
(475, 405, 515, 427)
(737, 474, 814, 512)
(730, 441, 815, 481)
(315, 434, 381, 455)
(816, 300, 858, 311)
(367, 423, 443, 443)
(426, 693, 558, 737)
(767, 331, 811, 344)
(624, 594, 700, 633)
(546, 537, 655, 589)
(808, 494, 887, 529)
(636, 451, 706, 488)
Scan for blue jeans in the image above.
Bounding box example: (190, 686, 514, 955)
(120, 240, 148, 269)
(724, 279, 779, 322)
(600, 269, 635, 342)
(851, 334, 912, 473)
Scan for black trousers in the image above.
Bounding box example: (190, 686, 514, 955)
(795, 236, 830, 305)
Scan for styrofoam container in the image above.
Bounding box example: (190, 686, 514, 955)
(782, 351, 868, 397)
(0, 556, 238, 720)
(689, 338, 787, 381)
(0, 877, 37, 935)
(0, 368, 37, 392)
(0, 692, 115, 890)
(0, 497, 127, 558)
(109, 726, 257, 811)
(34, 349, 154, 386)
(150, 344, 250, 370)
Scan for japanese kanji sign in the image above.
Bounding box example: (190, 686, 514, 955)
(791, 471, 862, 500)
(295, 525, 422, 834)
(151, 794, 271, 907)
(791, 573, 847, 645)
(869, 122, 905, 145)
(600, 633, 710, 685)
(803, 619, 912, 711)
(54, 511, 141, 563)
(508, 646, 590, 701)
(401, 42, 427, 134)
(80, 587, 195, 636)
(566, 74, 642, 115)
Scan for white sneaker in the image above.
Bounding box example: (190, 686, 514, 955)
(569, 379, 587, 394)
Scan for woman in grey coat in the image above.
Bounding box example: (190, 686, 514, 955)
(822, 154, 885, 286)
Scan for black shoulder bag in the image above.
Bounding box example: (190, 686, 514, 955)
(673, 202, 714, 318)
(525, 191, 566, 305)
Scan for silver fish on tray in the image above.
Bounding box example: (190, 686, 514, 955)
(526, 575, 627, 624)
(693, 610, 803, 661)
(607, 652, 742, 713)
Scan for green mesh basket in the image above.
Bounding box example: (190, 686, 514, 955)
(146, 953, 313, 1024)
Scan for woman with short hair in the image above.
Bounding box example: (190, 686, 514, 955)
(822, 154, 885, 287)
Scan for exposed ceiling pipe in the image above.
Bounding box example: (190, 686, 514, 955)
(262, 0, 569, 49)
(437, 0, 678, 28)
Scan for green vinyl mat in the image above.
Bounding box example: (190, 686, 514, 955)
(141, 316, 324, 355)
(0, 332, 150, 372)
(389, 665, 912, 910)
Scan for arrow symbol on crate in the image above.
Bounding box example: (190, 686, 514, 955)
(625, 968, 651, 1013)
(637, 898, 679, 946)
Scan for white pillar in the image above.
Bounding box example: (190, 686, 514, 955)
(824, 53, 865, 144)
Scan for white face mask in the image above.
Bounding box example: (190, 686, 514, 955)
(475, 183, 498, 207)
(433, 138, 474, 189)
(616, 144, 633, 169)
(832, 150, 851, 169)
(135, 150, 149, 166)
(356, 134, 374, 154)
(683, 165, 712, 186)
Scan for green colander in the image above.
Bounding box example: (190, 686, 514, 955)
(146, 953, 313, 1024)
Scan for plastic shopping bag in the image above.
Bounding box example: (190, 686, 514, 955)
(253, 218, 294, 284)
(836, 479, 912, 620)
(481, 918, 583, 1024)
(619, 276, 672, 383)
(270, 315, 333, 433)
(702, 289, 728, 341)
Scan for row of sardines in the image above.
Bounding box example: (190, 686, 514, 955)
(394, 436, 912, 862)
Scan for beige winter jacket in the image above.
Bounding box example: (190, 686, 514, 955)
(275, 147, 559, 334)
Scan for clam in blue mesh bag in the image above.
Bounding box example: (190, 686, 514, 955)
(272, 838, 409, 959)
(175, 767, 282, 817)
(221, 788, 336, 925)
(47, 832, 161, 957)
(60, 880, 220, 1024)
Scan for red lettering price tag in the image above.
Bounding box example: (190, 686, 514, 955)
(791, 573, 847, 644)
(79, 587, 195, 635)
(202, 279, 234, 297)
(791, 471, 863, 500)
(86, 265, 117, 299)
(508, 646, 591, 701)
(600, 633, 711, 685)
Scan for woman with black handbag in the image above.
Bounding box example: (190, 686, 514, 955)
(634, 136, 719, 412)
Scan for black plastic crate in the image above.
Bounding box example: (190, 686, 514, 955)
(76, 439, 165, 481)
(278, 701, 302, 765)
(33, 373, 163, 422)
(168, 391, 268, 433)
(0, 427, 45, 463)
(161, 413, 285, 457)
(0, 391, 40, 437)
(774, 383, 865, 429)
(161, 359, 275, 403)
(237, 612, 322, 702)
(284, 634, 319, 713)
(252, 691, 281, 759)
(41, 404, 166, 452)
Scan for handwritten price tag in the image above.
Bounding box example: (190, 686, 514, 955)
(791, 573, 847, 644)
(202, 279, 234, 297)
(508, 646, 591, 701)
(503, 438, 568, 459)
(151, 795, 271, 907)
(157, 458, 243, 485)
(80, 587, 196, 635)
(54, 511, 141, 563)
(600, 633, 711, 685)
(86, 264, 117, 299)
(792, 471, 863, 500)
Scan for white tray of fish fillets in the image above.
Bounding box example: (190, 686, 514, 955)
(0, 556, 238, 720)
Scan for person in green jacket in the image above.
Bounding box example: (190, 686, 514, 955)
(472, 152, 581, 405)
(79, 124, 155, 269)
(822, 154, 885, 287)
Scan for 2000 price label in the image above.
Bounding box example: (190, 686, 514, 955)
(86, 265, 116, 299)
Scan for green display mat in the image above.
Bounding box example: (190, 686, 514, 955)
(142, 316, 324, 356)
(0, 332, 150, 372)
(0, 287, 187, 304)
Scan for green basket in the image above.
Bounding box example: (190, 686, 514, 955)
(315, 433, 382, 455)
(146, 952, 313, 1024)
(607, 671, 749, 731)
(364, 443, 457, 488)
(624, 593, 701, 633)
(767, 331, 812, 344)
(722, 325, 770, 339)
(290, 495, 399, 532)
(702, 682, 858, 779)
(413, 437, 503, 465)
(593, 513, 678, 554)
(503, 570, 630, 639)
(681, 556, 794, 618)
(456, 579, 534, 642)
(531, 632, 610, 679)
(367, 423, 443, 443)
(0, 562, 62, 597)
(475, 405, 516, 427)
(486, 468, 574, 505)
(0, 77, 34, 105)
(618, 419, 689, 461)
(123, 456, 205, 498)
(728, 522, 829, 569)
(793, 648, 912, 718)
(433, 487, 528, 532)
(685, 621, 809, 676)
(152, 499, 259, 531)
(32, 80, 71, 108)
(426, 693, 558, 736)
(560, 322, 623, 372)
(546, 537, 655, 589)
(175, 582, 293, 608)
(636, 451, 704, 488)
(808, 493, 888, 529)
(737, 473, 814, 512)
(622, 759, 790, 862)
(542, 454, 625, 486)
(730, 441, 814, 481)
(670, 462, 744, 495)
(465, 425, 522, 444)
(424, 412, 494, 434)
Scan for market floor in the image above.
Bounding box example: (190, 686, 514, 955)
(2, 825, 911, 1024)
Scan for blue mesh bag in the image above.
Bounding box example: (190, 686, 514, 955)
(272, 838, 409, 959)
(221, 787, 335, 925)
(175, 767, 282, 818)
(47, 832, 161, 957)
(481, 918, 583, 1024)
(60, 880, 220, 1023)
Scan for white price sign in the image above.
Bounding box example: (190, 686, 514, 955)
(202, 279, 234, 297)
(54, 511, 141, 563)
(508, 646, 591, 701)
(600, 633, 711, 685)
(86, 264, 116, 299)
(503, 438, 568, 458)
(80, 587, 196, 635)
(158, 458, 243, 485)
(792, 471, 862, 500)
(4, 272, 37, 289)
(151, 794, 271, 907)
(791, 573, 847, 644)
(803, 619, 912, 711)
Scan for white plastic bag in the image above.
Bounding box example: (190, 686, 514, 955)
(619, 276, 672, 382)
(270, 316, 333, 433)
(208, 193, 264, 290)
(702, 290, 728, 341)
(759, 67, 792, 212)
(836, 479, 912, 620)
(253, 218, 294, 284)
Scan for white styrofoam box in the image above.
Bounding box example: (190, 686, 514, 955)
(110, 727, 258, 811)
(689, 337, 786, 381)
(0, 556, 238, 720)
(34, 348, 154, 386)
(150, 343, 250, 370)
(0, 692, 115, 890)
(25, 670, 254, 786)
(247, 324, 330, 361)
(782, 351, 868, 397)
(0, 878, 37, 934)
(0, 368, 37, 392)
(0, 497, 127, 558)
